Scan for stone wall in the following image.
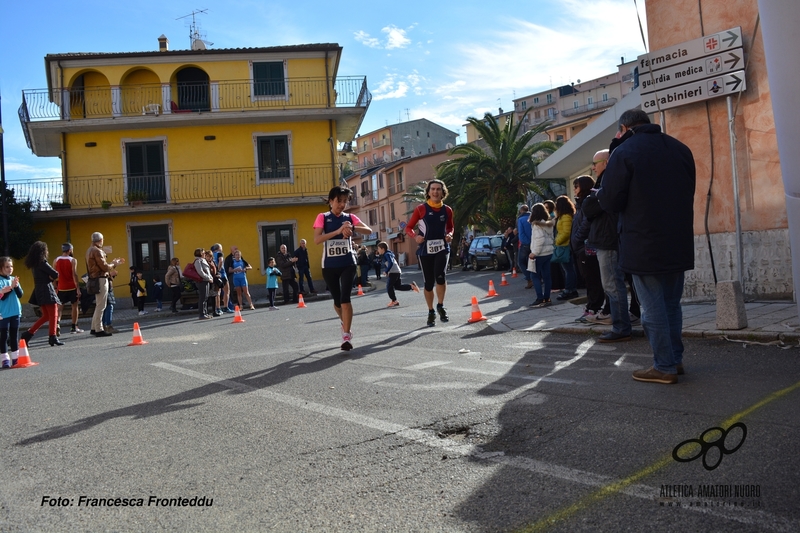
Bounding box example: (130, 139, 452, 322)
(685, 229, 794, 301)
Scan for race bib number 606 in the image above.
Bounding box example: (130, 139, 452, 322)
(326, 239, 352, 257)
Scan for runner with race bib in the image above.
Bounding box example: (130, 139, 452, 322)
(404, 179, 455, 327)
(313, 186, 372, 351)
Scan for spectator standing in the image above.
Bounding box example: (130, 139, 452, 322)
(211, 244, 230, 313)
(517, 205, 533, 287)
(294, 239, 316, 295)
(21, 241, 63, 346)
(554, 196, 579, 300)
(265, 257, 281, 310)
(165, 258, 182, 313)
(571, 175, 605, 321)
(134, 271, 147, 315)
(527, 204, 554, 308)
(102, 270, 120, 334)
(194, 248, 214, 319)
(582, 149, 632, 342)
(85, 232, 125, 337)
(276, 244, 299, 305)
(224, 246, 247, 311)
(597, 109, 696, 384)
(204, 250, 221, 317)
(53, 243, 84, 334)
(229, 250, 255, 310)
(0, 257, 24, 368)
(357, 245, 370, 286)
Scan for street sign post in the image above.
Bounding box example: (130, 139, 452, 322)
(641, 71, 746, 112)
(640, 49, 743, 94)
(638, 27, 743, 75)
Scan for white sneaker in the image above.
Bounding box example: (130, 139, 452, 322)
(269, 306, 280, 311)
(138, 311, 148, 316)
(587, 311, 612, 325)
(341, 332, 353, 351)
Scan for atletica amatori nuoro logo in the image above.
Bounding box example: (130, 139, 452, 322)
(672, 422, 747, 471)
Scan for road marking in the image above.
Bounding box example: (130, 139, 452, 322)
(151, 360, 797, 530)
(403, 361, 452, 370)
(518, 378, 800, 533)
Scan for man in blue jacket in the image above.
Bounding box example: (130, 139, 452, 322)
(516, 205, 533, 288)
(597, 109, 696, 384)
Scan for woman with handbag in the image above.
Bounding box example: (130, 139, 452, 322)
(21, 241, 64, 346)
(553, 195, 579, 301)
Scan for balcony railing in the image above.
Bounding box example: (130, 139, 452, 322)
(10, 164, 336, 211)
(371, 138, 390, 149)
(560, 98, 617, 118)
(20, 76, 371, 121)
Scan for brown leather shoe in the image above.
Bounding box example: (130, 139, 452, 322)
(632, 367, 677, 384)
(525, 280, 533, 289)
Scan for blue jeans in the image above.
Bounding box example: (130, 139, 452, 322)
(531, 254, 552, 301)
(102, 291, 115, 327)
(632, 273, 685, 373)
(518, 244, 532, 281)
(560, 256, 577, 292)
(597, 249, 631, 335)
(297, 267, 315, 293)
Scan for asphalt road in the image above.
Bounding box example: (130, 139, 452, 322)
(1, 269, 799, 532)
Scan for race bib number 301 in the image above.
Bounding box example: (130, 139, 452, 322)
(426, 239, 445, 254)
(326, 239, 352, 257)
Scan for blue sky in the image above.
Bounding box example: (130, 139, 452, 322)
(0, 0, 648, 182)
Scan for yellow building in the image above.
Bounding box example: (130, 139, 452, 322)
(18, 38, 370, 298)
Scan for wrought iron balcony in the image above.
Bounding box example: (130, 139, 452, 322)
(20, 77, 371, 121)
(560, 98, 617, 118)
(11, 164, 336, 211)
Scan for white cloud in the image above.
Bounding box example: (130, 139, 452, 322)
(4, 162, 62, 181)
(354, 30, 381, 48)
(382, 25, 411, 49)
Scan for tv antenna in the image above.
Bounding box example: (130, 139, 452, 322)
(177, 9, 213, 50)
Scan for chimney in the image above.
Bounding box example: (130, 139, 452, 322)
(158, 35, 169, 52)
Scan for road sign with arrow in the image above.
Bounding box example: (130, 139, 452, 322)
(641, 71, 747, 112)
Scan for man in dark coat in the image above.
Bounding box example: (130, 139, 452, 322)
(582, 149, 632, 339)
(597, 109, 696, 384)
(293, 239, 316, 295)
(276, 244, 299, 304)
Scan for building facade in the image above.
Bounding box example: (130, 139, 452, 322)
(352, 118, 457, 171)
(17, 38, 370, 297)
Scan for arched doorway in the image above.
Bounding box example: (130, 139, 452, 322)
(176, 67, 210, 112)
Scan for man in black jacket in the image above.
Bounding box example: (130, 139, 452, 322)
(582, 149, 632, 342)
(597, 109, 696, 384)
(276, 244, 299, 304)
(293, 239, 316, 295)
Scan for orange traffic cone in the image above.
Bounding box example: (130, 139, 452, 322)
(357, 284, 365, 296)
(486, 280, 498, 297)
(12, 339, 39, 368)
(297, 294, 307, 308)
(127, 322, 149, 346)
(467, 296, 488, 323)
(511, 267, 518, 278)
(232, 305, 246, 323)
(500, 273, 509, 286)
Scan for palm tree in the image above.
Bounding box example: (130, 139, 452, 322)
(401, 180, 427, 216)
(436, 112, 560, 233)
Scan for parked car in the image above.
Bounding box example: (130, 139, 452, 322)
(467, 235, 510, 271)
